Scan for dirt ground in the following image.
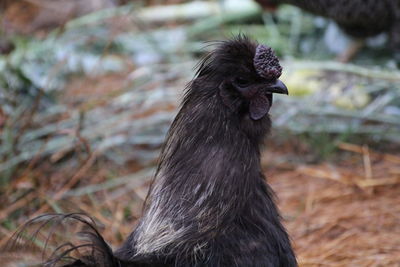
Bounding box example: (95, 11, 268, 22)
(265, 143, 400, 266)
(3, 142, 399, 267)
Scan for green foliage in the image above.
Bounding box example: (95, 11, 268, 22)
(300, 131, 354, 160)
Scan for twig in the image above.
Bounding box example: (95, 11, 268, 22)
(0, 192, 36, 222)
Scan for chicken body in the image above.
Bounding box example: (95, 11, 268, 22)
(3, 36, 296, 267)
(257, 0, 400, 54)
(116, 36, 296, 267)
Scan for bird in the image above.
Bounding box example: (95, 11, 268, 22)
(3, 35, 297, 267)
(255, 0, 400, 61)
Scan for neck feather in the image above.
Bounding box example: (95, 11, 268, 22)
(131, 84, 273, 257)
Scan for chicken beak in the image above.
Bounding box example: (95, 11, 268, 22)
(266, 80, 288, 95)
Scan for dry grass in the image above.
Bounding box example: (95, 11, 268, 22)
(1, 129, 399, 266)
(265, 143, 400, 266)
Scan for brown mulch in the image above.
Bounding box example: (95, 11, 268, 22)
(1, 132, 399, 266)
(266, 143, 400, 267)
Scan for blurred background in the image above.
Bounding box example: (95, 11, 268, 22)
(0, 0, 399, 266)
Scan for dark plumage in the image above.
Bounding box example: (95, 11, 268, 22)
(256, 0, 400, 55)
(3, 36, 296, 267)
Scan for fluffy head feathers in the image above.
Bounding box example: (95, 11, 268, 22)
(192, 35, 287, 123)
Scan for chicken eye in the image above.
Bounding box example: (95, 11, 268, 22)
(234, 77, 250, 87)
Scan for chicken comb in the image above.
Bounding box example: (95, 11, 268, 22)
(253, 44, 282, 80)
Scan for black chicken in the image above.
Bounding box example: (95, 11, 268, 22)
(3, 36, 297, 267)
(256, 0, 400, 61)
